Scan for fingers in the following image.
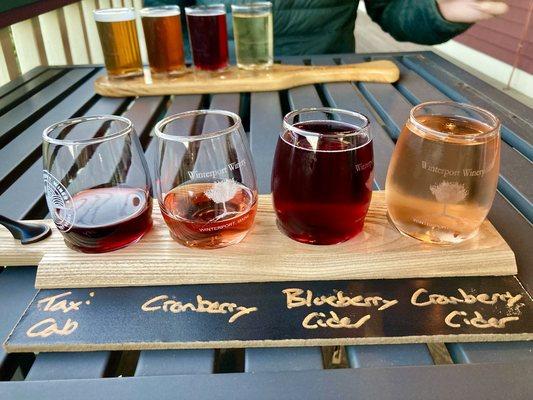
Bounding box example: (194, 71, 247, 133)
(473, 1, 509, 17)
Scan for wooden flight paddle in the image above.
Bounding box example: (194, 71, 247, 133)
(94, 60, 400, 97)
(0, 193, 517, 289)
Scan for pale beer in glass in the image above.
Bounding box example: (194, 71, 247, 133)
(232, 2, 273, 70)
(94, 8, 143, 78)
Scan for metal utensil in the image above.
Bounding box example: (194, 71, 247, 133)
(0, 214, 51, 244)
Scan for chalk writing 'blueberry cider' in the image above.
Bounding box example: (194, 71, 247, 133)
(386, 102, 500, 244)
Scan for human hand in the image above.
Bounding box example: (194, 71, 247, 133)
(437, 0, 509, 23)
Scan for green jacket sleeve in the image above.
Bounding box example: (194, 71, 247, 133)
(364, 0, 471, 45)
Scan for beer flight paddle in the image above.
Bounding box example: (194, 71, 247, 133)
(94, 60, 400, 96)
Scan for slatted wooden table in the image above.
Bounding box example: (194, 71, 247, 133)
(0, 52, 532, 399)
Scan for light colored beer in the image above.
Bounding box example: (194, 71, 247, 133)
(94, 8, 142, 78)
(386, 103, 500, 244)
(232, 2, 273, 70)
(140, 6, 185, 75)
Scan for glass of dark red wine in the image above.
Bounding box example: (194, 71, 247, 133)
(42, 115, 153, 253)
(272, 108, 374, 245)
(185, 4, 229, 71)
(154, 110, 258, 249)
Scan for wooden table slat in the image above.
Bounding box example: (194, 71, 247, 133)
(0, 68, 96, 147)
(26, 352, 111, 381)
(245, 347, 323, 373)
(0, 66, 47, 99)
(446, 341, 533, 364)
(346, 344, 433, 367)
(135, 350, 215, 376)
(0, 69, 65, 116)
(249, 91, 282, 194)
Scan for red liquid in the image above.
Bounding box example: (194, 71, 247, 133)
(271, 121, 374, 245)
(58, 187, 152, 253)
(186, 11, 228, 71)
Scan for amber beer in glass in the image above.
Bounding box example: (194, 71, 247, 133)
(94, 8, 143, 78)
(386, 101, 501, 244)
(140, 6, 185, 75)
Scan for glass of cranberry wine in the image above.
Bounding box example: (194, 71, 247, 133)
(154, 110, 258, 249)
(271, 107, 374, 245)
(42, 115, 153, 253)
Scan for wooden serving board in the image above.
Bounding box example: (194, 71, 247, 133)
(94, 60, 400, 97)
(0, 192, 517, 289)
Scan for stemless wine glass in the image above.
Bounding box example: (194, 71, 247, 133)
(185, 4, 229, 71)
(42, 115, 153, 253)
(385, 101, 501, 244)
(154, 110, 258, 249)
(271, 108, 374, 245)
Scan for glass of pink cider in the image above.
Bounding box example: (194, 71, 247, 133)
(42, 115, 153, 253)
(185, 4, 229, 71)
(271, 108, 374, 245)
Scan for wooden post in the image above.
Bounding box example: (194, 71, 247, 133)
(63, 3, 91, 64)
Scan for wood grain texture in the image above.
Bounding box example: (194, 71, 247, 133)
(0, 192, 517, 288)
(94, 61, 400, 97)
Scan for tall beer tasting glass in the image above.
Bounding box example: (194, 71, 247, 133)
(155, 110, 258, 249)
(140, 6, 185, 76)
(231, 2, 273, 70)
(386, 101, 500, 244)
(42, 116, 153, 253)
(94, 8, 143, 78)
(272, 108, 374, 245)
(185, 4, 229, 71)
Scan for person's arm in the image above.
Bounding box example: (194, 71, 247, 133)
(364, 0, 507, 45)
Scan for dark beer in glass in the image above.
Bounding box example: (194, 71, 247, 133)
(185, 4, 229, 71)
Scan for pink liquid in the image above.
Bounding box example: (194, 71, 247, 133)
(58, 187, 152, 253)
(272, 121, 374, 245)
(186, 11, 229, 71)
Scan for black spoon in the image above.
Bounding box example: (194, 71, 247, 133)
(0, 214, 51, 244)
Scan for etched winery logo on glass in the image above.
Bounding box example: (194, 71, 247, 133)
(43, 170, 75, 232)
(429, 180, 469, 216)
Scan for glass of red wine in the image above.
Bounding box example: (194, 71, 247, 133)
(42, 115, 153, 253)
(154, 110, 258, 249)
(271, 108, 374, 245)
(185, 4, 229, 71)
